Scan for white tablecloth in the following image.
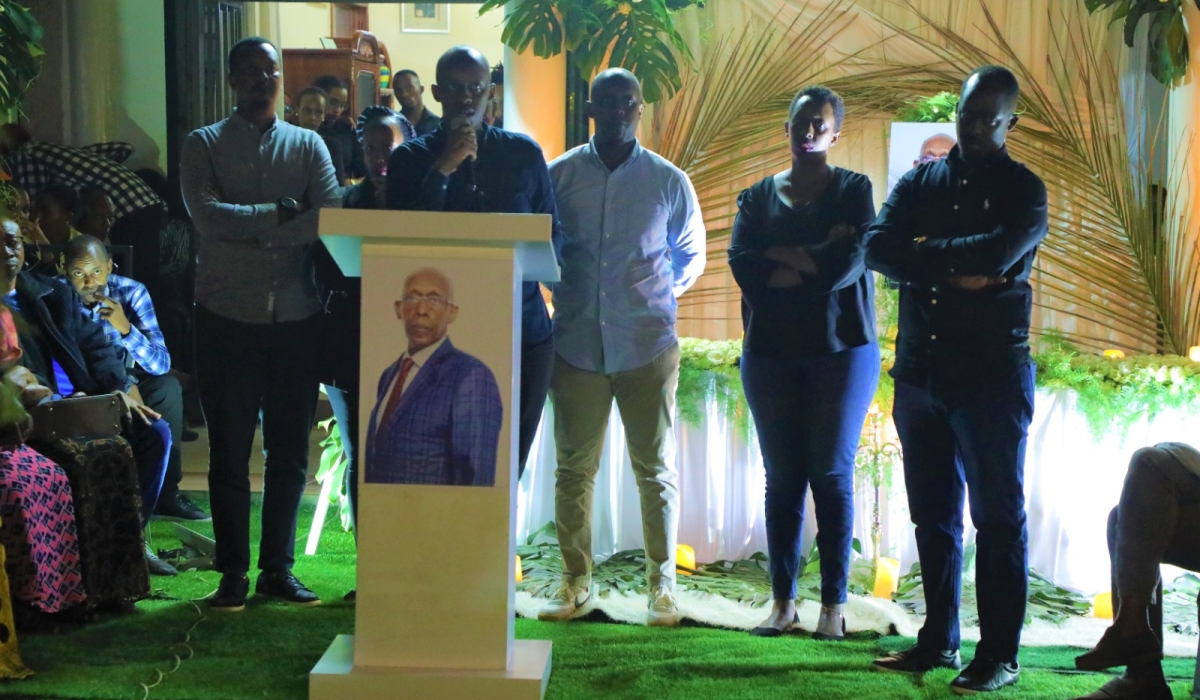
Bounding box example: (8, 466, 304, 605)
(516, 388, 1196, 594)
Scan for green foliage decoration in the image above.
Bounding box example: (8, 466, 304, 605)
(0, 1, 45, 117)
(893, 544, 1093, 626)
(1084, 0, 1197, 85)
(476, 0, 704, 103)
(1163, 573, 1200, 634)
(676, 337, 749, 438)
(1034, 331, 1200, 439)
(517, 522, 875, 607)
(674, 328, 1200, 444)
(315, 417, 354, 533)
(894, 91, 959, 123)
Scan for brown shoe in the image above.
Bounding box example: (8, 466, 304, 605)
(1068, 673, 1172, 700)
(1074, 627, 1162, 671)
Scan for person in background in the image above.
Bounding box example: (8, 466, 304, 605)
(33, 183, 81, 247)
(0, 124, 167, 300)
(131, 168, 198, 382)
(0, 295, 89, 616)
(78, 185, 117, 242)
(313, 75, 365, 187)
(391, 69, 442, 136)
(1070, 443, 1200, 700)
(293, 87, 328, 133)
(8, 186, 52, 252)
(0, 217, 173, 577)
(485, 63, 504, 129)
(913, 133, 956, 169)
(539, 69, 704, 628)
(728, 85, 879, 641)
(181, 37, 341, 612)
(320, 106, 415, 604)
(865, 66, 1048, 694)
(387, 45, 561, 486)
(61, 235, 207, 523)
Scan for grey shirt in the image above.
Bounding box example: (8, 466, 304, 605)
(181, 111, 342, 324)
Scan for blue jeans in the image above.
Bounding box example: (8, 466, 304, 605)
(893, 365, 1034, 664)
(741, 344, 879, 604)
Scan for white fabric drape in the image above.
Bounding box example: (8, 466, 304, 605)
(516, 389, 1196, 595)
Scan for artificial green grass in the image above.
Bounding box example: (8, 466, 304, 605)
(4, 499, 1195, 699)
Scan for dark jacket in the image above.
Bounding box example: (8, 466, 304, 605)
(385, 124, 562, 347)
(14, 272, 130, 395)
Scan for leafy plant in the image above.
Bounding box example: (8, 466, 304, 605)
(894, 91, 959, 123)
(1034, 331, 1200, 439)
(477, 0, 703, 103)
(315, 417, 353, 533)
(1163, 572, 1200, 635)
(676, 337, 748, 438)
(517, 522, 876, 607)
(1084, 0, 1195, 84)
(0, 1, 45, 118)
(674, 332, 1200, 441)
(893, 544, 1093, 625)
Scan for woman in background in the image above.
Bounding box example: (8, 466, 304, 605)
(728, 85, 879, 641)
(320, 106, 416, 602)
(0, 301, 88, 617)
(313, 75, 366, 186)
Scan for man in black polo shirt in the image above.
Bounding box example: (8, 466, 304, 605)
(865, 66, 1048, 694)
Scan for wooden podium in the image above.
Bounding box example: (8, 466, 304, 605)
(309, 209, 557, 699)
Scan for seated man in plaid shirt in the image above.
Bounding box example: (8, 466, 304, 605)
(61, 235, 208, 524)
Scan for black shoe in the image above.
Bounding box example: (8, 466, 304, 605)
(153, 493, 211, 522)
(205, 572, 249, 612)
(873, 645, 962, 673)
(343, 590, 356, 602)
(949, 657, 1019, 695)
(182, 428, 200, 442)
(749, 612, 798, 637)
(256, 569, 321, 607)
(145, 544, 178, 576)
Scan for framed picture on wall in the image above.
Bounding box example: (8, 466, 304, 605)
(402, 3, 451, 33)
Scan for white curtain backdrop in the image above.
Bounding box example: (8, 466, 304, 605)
(516, 389, 1197, 596)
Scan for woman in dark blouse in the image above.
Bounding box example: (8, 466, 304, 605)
(728, 85, 879, 640)
(318, 107, 416, 576)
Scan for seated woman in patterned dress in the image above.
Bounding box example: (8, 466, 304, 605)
(0, 304, 89, 615)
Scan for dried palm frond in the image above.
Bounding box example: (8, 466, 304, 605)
(643, 1, 872, 320)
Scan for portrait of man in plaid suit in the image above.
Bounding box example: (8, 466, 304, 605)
(365, 267, 503, 486)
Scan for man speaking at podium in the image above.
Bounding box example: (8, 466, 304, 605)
(365, 267, 502, 487)
(387, 45, 562, 480)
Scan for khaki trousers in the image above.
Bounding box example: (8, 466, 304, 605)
(550, 343, 680, 590)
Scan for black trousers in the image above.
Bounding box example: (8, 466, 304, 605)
(196, 306, 321, 574)
(518, 336, 554, 480)
(894, 366, 1035, 664)
(135, 371, 184, 504)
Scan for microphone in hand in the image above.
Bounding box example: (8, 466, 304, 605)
(449, 115, 478, 193)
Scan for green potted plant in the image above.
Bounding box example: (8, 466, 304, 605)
(0, 1, 45, 123)
(478, 0, 705, 103)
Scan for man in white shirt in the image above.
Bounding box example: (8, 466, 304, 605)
(538, 69, 706, 627)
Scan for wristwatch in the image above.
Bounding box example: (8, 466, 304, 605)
(277, 197, 299, 225)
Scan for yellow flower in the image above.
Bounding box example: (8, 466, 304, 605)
(617, 2, 633, 15)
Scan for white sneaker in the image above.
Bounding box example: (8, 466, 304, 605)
(647, 585, 681, 627)
(537, 582, 594, 621)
